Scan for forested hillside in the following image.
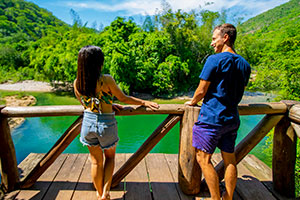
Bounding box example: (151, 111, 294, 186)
(0, 0, 68, 39)
(0, 0, 70, 83)
(236, 0, 300, 101)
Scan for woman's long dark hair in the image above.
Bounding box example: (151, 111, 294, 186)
(76, 45, 104, 96)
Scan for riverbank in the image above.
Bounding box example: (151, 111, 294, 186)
(0, 80, 276, 102)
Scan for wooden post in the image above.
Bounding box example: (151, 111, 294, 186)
(178, 106, 201, 195)
(20, 116, 83, 188)
(273, 117, 296, 198)
(111, 114, 181, 187)
(0, 105, 19, 192)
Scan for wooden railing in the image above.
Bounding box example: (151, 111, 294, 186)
(0, 102, 299, 198)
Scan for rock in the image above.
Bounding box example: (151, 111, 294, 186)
(3, 95, 36, 129)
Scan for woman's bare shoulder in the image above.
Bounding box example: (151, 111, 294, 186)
(101, 74, 114, 83)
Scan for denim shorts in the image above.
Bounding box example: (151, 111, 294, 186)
(80, 110, 119, 149)
(192, 121, 240, 154)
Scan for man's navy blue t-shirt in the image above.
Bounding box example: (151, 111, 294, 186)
(198, 52, 251, 126)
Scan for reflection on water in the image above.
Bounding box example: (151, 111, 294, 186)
(12, 113, 267, 165)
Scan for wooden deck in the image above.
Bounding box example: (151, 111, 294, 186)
(3, 153, 289, 200)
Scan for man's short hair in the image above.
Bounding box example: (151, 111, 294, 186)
(214, 23, 237, 46)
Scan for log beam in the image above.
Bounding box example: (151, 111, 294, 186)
(0, 103, 287, 118)
(291, 122, 300, 138)
(111, 114, 181, 187)
(0, 104, 185, 117)
(273, 117, 296, 198)
(19, 116, 83, 188)
(178, 106, 202, 195)
(238, 102, 287, 115)
(0, 106, 19, 192)
(289, 103, 300, 124)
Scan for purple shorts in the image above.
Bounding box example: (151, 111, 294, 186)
(192, 121, 240, 154)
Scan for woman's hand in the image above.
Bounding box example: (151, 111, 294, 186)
(143, 101, 159, 110)
(112, 103, 124, 112)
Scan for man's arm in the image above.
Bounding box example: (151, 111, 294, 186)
(186, 79, 211, 106)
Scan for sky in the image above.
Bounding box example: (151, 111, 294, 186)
(27, 0, 289, 29)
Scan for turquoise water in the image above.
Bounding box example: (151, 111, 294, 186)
(11, 113, 266, 164)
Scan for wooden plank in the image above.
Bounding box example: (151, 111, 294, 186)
(178, 106, 201, 195)
(164, 154, 194, 200)
(72, 155, 97, 200)
(242, 155, 293, 200)
(240, 154, 272, 181)
(273, 118, 297, 198)
(2, 190, 20, 200)
(20, 116, 83, 188)
(42, 154, 87, 200)
(72, 153, 126, 200)
(123, 153, 152, 200)
(235, 157, 276, 200)
(112, 115, 181, 187)
(145, 153, 181, 200)
(0, 107, 19, 192)
(15, 154, 68, 200)
(110, 153, 126, 200)
(18, 153, 45, 182)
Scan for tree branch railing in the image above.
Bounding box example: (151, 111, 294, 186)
(0, 102, 299, 198)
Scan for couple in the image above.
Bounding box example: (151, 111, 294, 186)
(74, 23, 251, 200)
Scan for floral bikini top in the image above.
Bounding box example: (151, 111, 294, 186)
(80, 79, 113, 113)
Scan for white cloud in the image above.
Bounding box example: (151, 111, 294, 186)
(65, 0, 161, 15)
(64, 0, 288, 17)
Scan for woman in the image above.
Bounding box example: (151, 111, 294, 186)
(74, 45, 159, 200)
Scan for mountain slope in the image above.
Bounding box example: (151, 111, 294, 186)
(239, 0, 300, 34)
(236, 0, 300, 102)
(0, 0, 69, 40)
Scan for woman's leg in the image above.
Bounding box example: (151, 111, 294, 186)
(88, 146, 104, 199)
(101, 145, 116, 200)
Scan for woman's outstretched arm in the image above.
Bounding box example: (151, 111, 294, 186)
(106, 75, 159, 110)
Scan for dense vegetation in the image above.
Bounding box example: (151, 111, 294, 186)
(1, 0, 299, 100)
(0, 0, 219, 96)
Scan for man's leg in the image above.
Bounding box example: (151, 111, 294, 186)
(221, 151, 237, 200)
(196, 149, 220, 200)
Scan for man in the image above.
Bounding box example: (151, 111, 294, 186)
(185, 23, 251, 200)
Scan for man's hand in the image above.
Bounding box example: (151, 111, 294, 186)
(184, 100, 201, 107)
(184, 101, 192, 106)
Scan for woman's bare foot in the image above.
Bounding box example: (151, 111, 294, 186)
(100, 193, 110, 200)
(222, 191, 231, 200)
(96, 192, 101, 200)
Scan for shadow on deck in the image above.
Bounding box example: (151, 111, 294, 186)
(3, 153, 293, 200)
